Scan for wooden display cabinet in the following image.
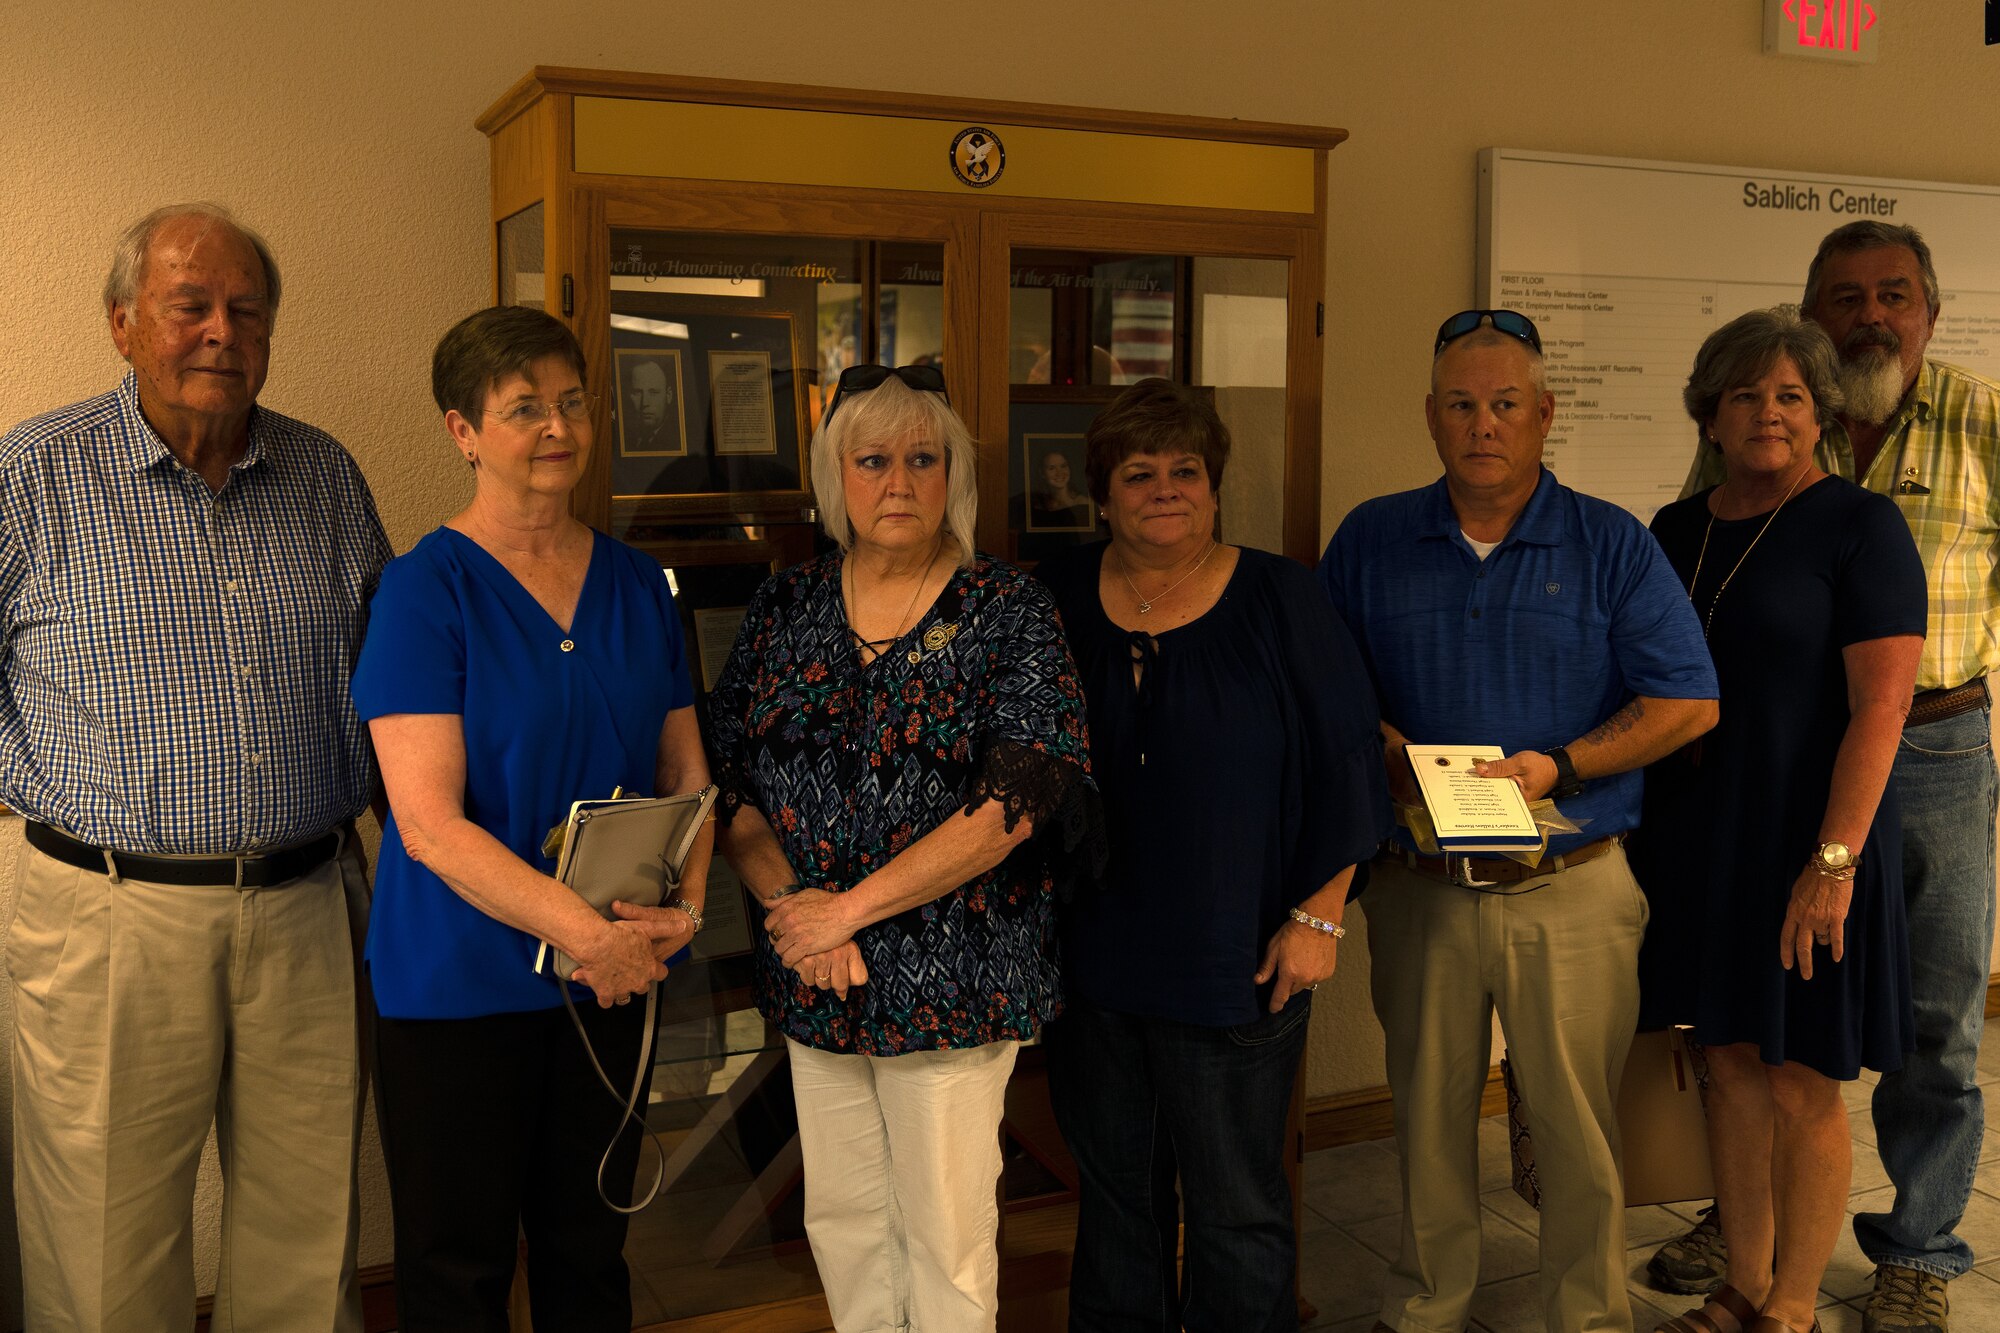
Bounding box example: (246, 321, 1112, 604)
(478, 66, 1345, 1332)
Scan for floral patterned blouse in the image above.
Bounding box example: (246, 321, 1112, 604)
(708, 551, 1093, 1055)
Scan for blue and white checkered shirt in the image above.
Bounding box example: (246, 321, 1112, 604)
(0, 372, 391, 853)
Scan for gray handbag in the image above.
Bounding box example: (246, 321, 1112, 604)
(540, 784, 717, 1214)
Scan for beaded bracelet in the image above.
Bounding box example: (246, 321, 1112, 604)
(1288, 906, 1346, 938)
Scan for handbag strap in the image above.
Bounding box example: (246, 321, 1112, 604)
(552, 822, 708, 1215)
(560, 979, 666, 1215)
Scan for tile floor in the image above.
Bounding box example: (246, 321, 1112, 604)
(1296, 1037, 2000, 1331)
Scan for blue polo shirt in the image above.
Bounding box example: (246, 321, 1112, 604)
(1317, 468, 1715, 853)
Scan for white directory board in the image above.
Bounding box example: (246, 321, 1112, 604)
(1478, 149, 2000, 522)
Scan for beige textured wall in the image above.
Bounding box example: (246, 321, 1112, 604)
(2, 1, 1999, 1319)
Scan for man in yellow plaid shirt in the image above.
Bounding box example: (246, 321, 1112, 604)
(1651, 221, 2000, 1333)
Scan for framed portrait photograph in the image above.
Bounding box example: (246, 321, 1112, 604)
(1021, 434, 1095, 533)
(1009, 396, 1113, 562)
(613, 348, 688, 458)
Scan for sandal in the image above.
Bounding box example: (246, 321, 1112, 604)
(1657, 1283, 1758, 1333)
(1746, 1319, 1820, 1333)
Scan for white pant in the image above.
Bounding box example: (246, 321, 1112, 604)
(788, 1037, 1019, 1333)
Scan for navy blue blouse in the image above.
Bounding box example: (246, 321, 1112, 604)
(1037, 544, 1393, 1026)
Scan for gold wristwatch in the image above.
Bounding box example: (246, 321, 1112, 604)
(1810, 841, 1856, 879)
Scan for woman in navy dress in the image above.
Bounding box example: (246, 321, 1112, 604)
(1034, 378, 1392, 1333)
(1634, 309, 1924, 1333)
(354, 307, 713, 1331)
(707, 365, 1093, 1333)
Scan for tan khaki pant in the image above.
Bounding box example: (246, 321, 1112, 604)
(8, 840, 369, 1333)
(788, 1036, 1018, 1333)
(1362, 846, 1646, 1333)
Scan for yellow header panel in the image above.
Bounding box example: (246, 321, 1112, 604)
(574, 97, 1316, 215)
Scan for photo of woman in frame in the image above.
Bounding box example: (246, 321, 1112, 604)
(1024, 435, 1095, 533)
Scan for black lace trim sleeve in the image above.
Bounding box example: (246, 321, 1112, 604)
(712, 756, 760, 826)
(967, 738, 1107, 902)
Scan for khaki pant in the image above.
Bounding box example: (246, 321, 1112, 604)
(8, 839, 370, 1333)
(788, 1037, 1018, 1333)
(1363, 846, 1646, 1333)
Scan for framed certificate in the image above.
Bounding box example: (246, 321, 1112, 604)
(705, 350, 779, 456)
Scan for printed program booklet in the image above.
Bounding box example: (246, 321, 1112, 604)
(1403, 744, 1543, 851)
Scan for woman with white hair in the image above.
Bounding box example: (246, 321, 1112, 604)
(707, 364, 1094, 1333)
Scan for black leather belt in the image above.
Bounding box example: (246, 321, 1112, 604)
(1908, 677, 1989, 729)
(25, 821, 342, 888)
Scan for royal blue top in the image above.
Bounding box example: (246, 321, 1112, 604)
(352, 527, 694, 1020)
(1317, 468, 1717, 853)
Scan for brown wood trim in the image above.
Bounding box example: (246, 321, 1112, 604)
(488, 97, 549, 225)
(570, 169, 1323, 234)
(635, 1292, 833, 1333)
(479, 67, 1349, 151)
(1301, 1065, 1507, 1153)
(195, 1262, 398, 1332)
(1299, 975, 2000, 1154)
(1283, 220, 1326, 566)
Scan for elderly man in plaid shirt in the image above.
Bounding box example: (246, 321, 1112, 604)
(0, 204, 389, 1332)
(1653, 221, 2000, 1333)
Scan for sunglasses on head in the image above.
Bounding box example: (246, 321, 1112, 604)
(1433, 309, 1543, 357)
(821, 363, 950, 427)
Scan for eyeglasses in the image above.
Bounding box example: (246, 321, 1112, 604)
(1433, 309, 1543, 357)
(483, 392, 595, 430)
(821, 364, 949, 427)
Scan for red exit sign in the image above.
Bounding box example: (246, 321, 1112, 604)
(1764, 0, 1880, 63)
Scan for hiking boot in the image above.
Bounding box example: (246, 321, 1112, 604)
(1863, 1264, 1948, 1333)
(1644, 1204, 1726, 1294)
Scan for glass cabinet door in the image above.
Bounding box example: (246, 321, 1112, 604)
(603, 229, 946, 540)
(1002, 247, 1291, 564)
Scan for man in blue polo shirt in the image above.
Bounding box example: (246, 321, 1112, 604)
(1319, 311, 1718, 1333)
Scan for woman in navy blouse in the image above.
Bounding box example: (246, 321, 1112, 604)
(353, 307, 713, 1330)
(1035, 378, 1392, 1333)
(707, 365, 1092, 1333)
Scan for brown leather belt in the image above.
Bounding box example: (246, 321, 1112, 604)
(1380, 834, 1620, 890)
(26, 820, 343, 889)
(1908, 677, 1989, 729)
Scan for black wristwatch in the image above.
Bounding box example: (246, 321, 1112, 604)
(1542, 746, 1584, 799)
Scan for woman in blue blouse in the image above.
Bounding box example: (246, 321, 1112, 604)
(353, 307, 712, 1331)
(707, 365, 1092, 1333)
(1034, 378, 1392, 1333)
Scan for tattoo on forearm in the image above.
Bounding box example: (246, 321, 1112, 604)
(1579, 697, 1645, 748)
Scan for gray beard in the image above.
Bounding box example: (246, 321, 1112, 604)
(1838, 352, 1909, 427)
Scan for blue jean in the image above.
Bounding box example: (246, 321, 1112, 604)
(1855, 701, 1999, 1279)
(1046, 993, 1311, 1333)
